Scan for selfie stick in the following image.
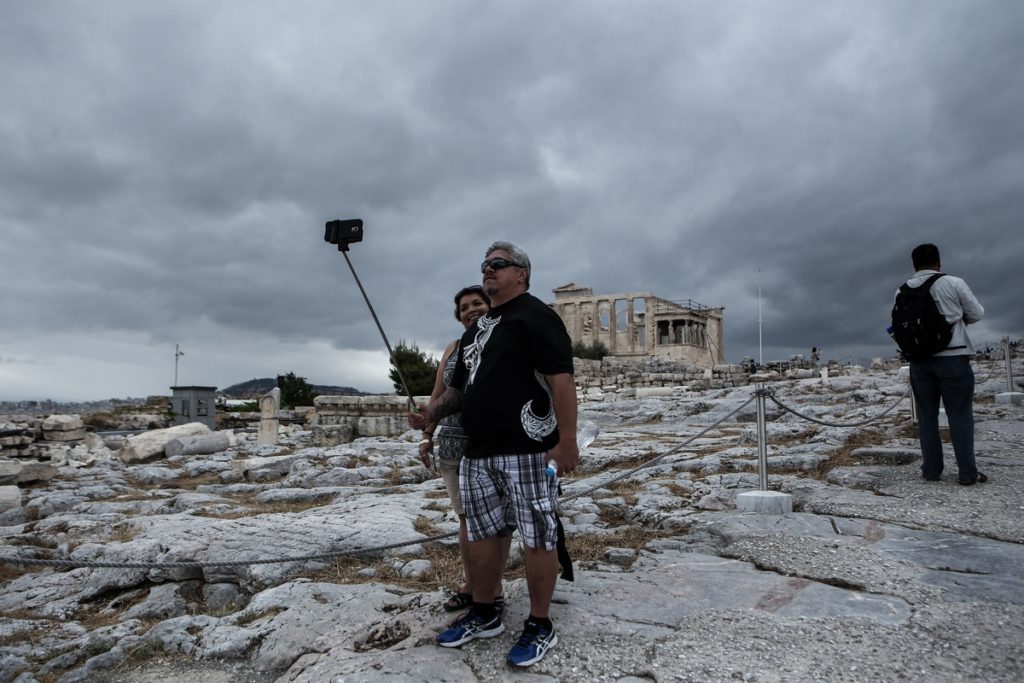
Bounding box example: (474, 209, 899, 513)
(324, 219, 418, 411)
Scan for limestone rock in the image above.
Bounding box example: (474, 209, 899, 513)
(123, 583, 189, 621)
(117, 423, 211, 463)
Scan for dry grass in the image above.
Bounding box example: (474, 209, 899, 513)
(0, 617, 49, 646)
(599, 479, 646, 497)
(770, 427, 820, 447)
(804, 428, 893, 480)
(129, 471, 223, 491)
(0, 562, 44, 583)
(306, 541, 473, 593)
(566, 527, 677, 568)
(196, 494, 331, 519)
(236, 606, 287, 626)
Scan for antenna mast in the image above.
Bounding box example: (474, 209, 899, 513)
(174, 344, 185, 386)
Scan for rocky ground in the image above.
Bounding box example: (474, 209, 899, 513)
(1, 363, 1022, 682)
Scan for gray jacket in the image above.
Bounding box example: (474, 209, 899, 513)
(896, 270, 984, 356)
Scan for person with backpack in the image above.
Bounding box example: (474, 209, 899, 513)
(892, 243, 986, 485)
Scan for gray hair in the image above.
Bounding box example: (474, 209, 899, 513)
(485, 241, 531, 289)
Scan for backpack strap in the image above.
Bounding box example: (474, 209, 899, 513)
(919, 273, 966, 351)
(922, 272, 946, 290)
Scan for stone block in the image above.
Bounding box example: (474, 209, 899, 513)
(635, 387, 675, 398)
(41, 428, 87, 442)
(41, 414, 84, 431)
(258, 418, 280, 446)
(0, 485, 21, 514)
(604, 548, 636, 566)
(736, 490, 793, 515)
(995, 392, 1024, 405)
(0, 461, 22, 485)
(312, 423, 354, 447)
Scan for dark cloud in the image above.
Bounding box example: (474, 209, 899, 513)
(1, 0, 1021, 400)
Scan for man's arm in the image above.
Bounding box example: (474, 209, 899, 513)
(408, 386, 463, 430)
(957, 280, 984, 325)
(544, 372, 579, 475)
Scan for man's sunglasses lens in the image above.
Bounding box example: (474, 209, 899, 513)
(481, 258, 517, 272)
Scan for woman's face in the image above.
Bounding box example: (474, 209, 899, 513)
(458, 292, 490, 329)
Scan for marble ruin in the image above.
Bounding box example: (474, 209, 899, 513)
(257, 387, 281, 445)
(550, 283, 725, 366)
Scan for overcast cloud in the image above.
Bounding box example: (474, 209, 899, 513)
(2, 1, 1022, 401)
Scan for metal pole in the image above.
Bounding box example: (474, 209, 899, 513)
(757, 272, 763, 365)
(174, 344, 183, 386)
(1005, 336, 1014, 393)
(755, 384, 769, 491)
(341, 250, 418, 410)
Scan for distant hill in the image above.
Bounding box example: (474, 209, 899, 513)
(220, 378, 368, 398)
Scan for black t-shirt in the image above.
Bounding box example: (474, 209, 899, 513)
(451, 292, 574, 458)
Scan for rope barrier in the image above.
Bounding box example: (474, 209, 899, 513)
(560, 394, 757, 502)
(0, 395, 758, 571)
(975, 359, 1006, 385)
(0, 528, 459, 570)
(0, 380, 919, 571)
(765, 385, 910, 428)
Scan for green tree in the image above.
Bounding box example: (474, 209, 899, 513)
(572, 340, 610, 360)
(389, 341, 439, 397)
(277, 372, 316, 409)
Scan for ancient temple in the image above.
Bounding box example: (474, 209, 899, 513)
(549, 283, 725, 366)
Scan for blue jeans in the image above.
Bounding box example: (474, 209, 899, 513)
(910, 355, 976, 480)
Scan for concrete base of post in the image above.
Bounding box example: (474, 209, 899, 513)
(736, 490, 793, 515)
(995, 392, 1024, 405)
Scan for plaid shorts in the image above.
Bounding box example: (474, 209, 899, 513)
(460, 452, 559, 550)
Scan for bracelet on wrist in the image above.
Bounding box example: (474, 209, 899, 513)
(418, 438, 433, 446)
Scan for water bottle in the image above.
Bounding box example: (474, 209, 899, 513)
(547, 421, 599, 478)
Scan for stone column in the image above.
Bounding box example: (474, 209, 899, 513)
(608, 299, 618, 353)
(258, 387, 281, 445)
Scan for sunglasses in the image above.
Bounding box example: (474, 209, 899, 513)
(480, 257, 521, 273)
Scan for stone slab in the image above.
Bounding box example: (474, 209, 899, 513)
(995, 392, 1024, 405)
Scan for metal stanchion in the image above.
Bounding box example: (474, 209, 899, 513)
(736, 384, 793, 514)
(1005, 337, 1014, 393)
(755, 383, 769, 492)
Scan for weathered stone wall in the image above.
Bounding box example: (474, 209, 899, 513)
(573, 357, 747, 397)
(312, 395, 427, 446)
(1, 415, 87, 459)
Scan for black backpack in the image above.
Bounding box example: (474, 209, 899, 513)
(890, 273, 953, 360)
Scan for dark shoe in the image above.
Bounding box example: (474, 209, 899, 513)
(958, 472, 988, 486)
(443, 591, 472, 613)
(506, 619, 557, 667)
(922, 473, 941, 482)
(437, 609, 504, 648)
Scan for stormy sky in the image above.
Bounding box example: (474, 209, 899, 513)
(1, 1, 1022, 402)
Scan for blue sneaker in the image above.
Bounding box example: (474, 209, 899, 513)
(436, 609, 505, 648)
(506, 619, 558, 667)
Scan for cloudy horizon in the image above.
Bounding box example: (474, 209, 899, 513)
(2, 1, 1022, 403)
